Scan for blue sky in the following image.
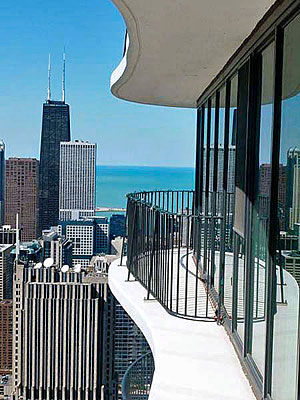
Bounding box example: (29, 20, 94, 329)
(0, 0, 196, 167)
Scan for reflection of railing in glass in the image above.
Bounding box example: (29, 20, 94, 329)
(122, 352, 154, 400)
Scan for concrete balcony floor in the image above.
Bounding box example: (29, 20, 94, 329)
(109, 252, 256, 400)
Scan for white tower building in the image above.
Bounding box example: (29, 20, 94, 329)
(59, 140, 96, 221)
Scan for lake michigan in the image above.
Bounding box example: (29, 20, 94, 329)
(96, 165, 195, 209)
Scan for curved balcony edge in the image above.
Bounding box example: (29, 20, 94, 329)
(108, 257, 256, 400)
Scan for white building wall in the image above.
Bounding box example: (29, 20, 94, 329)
(59, 141, 96, 221)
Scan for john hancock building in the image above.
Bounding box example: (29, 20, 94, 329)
(39, 56, 71, 231)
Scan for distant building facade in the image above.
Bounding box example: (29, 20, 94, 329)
(40, 228, 72, 268)
(114, 300, 150, 397)
(0, 226, 18, 245)
(39, 100, 71, 231)
(0, 244, 14, 300)
(10, 241, 42, 267)
(286, 148, 300, 230)
(0, 300, 12, 375)
(259, 163, 286, 229)
(109, 214, 125, 252)
(58, 217, 109, 267)
(0, 141, 5, 226)
(59, 141, 96, 221)
(12, 263, 115, 400)
(5, 158, 39, 241)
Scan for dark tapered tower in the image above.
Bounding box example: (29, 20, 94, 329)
(39, 54, 71, 231)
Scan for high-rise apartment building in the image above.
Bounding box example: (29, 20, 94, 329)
(0, 141, 5, 226)
(12, 263, 115, 400)
(5, 158, 39, 241)
(59, 140, 96, 221)
(0, 300, 12, 375)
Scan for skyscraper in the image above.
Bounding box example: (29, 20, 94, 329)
(5, 158, 39, 241)
(12, 263, 114, 400)
(0, 141, 5, 226)
(59, 141, 96, 221)
(39, 55, 71, 231)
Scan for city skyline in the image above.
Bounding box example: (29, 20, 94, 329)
(0, 1, 195, 168)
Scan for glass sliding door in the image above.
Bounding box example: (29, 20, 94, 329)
(251, 42, 275, 376)
(214, 87, 226, 294)
(234, 61, 249, 342)
(223, 74, 238, 317)
(208, 96, 216, 288)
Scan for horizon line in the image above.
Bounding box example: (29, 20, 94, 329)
(96, 164, 195, 169)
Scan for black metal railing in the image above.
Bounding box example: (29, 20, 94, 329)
(124, 190, 220, 321)
(122, 190, 286, 323)
(122, 352, 154, 400)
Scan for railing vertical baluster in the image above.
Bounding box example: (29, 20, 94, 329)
(185, 214, 190, 316)
(125, 190, 218, 321)
(166, 214, 170, 309)
(176, 214, 182, 314)
(194, 216, 200, 317)
(147, 209, 157, 300)
(170, 215, 174, 312)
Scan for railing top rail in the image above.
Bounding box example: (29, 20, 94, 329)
(126, 190, 225, 220)
(126, 190, 195, 216)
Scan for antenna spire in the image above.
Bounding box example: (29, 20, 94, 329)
(62, 49, 66, 103)
(47, 53, 51, 101)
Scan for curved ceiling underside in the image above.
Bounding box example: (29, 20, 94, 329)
(111, 0, 275, 108)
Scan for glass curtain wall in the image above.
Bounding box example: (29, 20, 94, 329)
(272, 14, 300, 400)
(195, 8, 300, 399)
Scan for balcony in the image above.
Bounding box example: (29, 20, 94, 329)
(108, 190, 257, 400)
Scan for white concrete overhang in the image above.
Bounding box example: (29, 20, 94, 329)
(110, 0, 276, 108)
(109, 257, 256, 400)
